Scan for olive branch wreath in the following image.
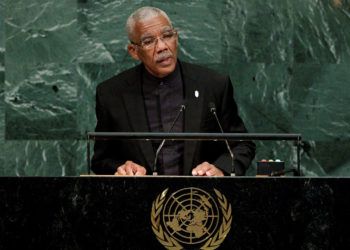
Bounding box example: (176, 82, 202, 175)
(151, 188, 232, 250)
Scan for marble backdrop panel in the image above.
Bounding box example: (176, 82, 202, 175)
(293, 0, 350, 63)
(290, 64, 350, 141)
(5, 0, 79, 65)
(221, 0, 294, 64)
(227, 61, 350, 175)
(290, 63, 350, 175)
(1, 0, 5, 175)
(0, 0, 4, 48)
(76, 0, 137, 65)
(5, 63, 78, 139)
(227, 63, 310, 176)
(3, 140, 85, 176)
(1, 0, 350, 176)
(76, 63, 120, 137)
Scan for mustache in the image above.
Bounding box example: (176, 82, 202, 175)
(155, 51, 173, 62)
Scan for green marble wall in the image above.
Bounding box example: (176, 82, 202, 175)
(1, 0, 4, 176)
(1, 0, 350, 176)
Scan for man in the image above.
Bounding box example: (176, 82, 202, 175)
(91, 6, 255, 176)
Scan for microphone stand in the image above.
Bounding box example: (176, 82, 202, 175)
(209, 103, 235, 176)
(152, 104, 185, 175)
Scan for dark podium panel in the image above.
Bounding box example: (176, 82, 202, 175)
(1, 177, 350, 249)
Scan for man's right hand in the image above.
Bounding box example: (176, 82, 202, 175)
(115, 160, 147, 176)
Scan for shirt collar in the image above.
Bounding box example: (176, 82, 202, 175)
(142, 60, 180, 86)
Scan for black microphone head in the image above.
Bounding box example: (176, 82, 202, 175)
(181, 101, 187, 110)
(208, 102, 216, 112)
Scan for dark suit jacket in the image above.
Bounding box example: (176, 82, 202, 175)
(91, 60, 255, 175)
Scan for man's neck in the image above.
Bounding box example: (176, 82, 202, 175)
(143, 61, 179, 82)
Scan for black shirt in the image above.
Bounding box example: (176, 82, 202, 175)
(142, 62, 184, 175)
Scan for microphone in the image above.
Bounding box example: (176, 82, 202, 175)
(208, 102, 235, 176)
(152, 104, 186, 175)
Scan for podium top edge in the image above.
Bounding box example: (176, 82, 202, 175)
(86, 132, 302, 140)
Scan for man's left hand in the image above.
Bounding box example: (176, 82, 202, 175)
(192, 162, 224, 176)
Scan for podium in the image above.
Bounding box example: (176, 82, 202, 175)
(1, 176, 350, 249)
(87, 132, 303, 176)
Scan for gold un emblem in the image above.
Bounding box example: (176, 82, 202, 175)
(151, 187, 232, 249)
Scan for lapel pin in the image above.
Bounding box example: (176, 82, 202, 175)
(195, 90, 199, 98)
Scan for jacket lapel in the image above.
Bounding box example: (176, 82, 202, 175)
(180, 62, 205, 174)
(121, 65, 155, 169)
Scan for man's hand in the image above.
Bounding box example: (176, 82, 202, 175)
(115, 160, 147, 176)
(192, 162, 224, 177)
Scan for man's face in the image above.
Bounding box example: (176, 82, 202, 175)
(128, 15, 178, 78)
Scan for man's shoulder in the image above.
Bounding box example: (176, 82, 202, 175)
(97, 64, 140, 92)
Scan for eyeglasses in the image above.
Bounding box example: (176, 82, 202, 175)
(131, 29, 178, 50)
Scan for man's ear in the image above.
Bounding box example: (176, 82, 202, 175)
(127, 44, 140, 61)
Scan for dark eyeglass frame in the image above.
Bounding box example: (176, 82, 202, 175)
(130, 29, 178, 50)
